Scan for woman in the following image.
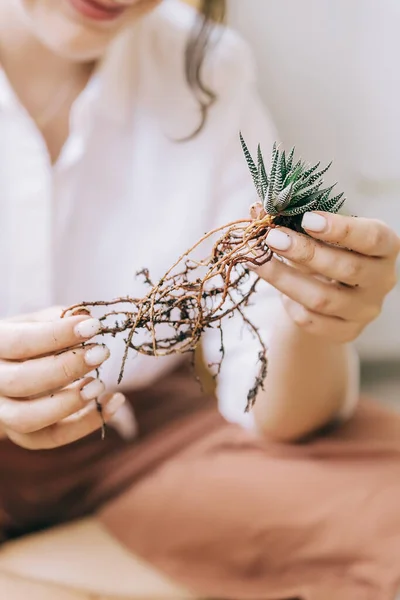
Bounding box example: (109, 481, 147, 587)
(0, 0, 399, 598)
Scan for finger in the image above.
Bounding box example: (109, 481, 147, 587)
(301, 212, 400, 258)
(4, 392, 126, 450)
(0, 378, 105, 434)
(254, 257, 377, 321)
(0, 315, 102, 360)
(281, 296, 363, 343)
(266, 228, 386, 288)
(0, 344, 110, 398)
(4, 306, 67, 323)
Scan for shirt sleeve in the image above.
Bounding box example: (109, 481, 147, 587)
(200, 38, 360, 429)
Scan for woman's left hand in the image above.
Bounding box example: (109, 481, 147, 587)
(254, 212, 400, 343)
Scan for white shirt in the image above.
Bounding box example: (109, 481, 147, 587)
(0, 0, 358, 433)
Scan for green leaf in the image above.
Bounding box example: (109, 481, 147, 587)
(239, 136, 345, 223)
(322, 192, 345, 213)
(267, 146, 279, 205)
(286, 146, 295, 171)
(274, 183, 294, 212)
(264, 196, 279, 215)
(287, 161, 304, 185)
(274, 150, 286, 195)
(284, 194, 323, 216)
(304, 161, 332, 188)
(240, 132, 260, 197)
(257, 144, 268, 199)
(280, 150, 287, 180)
(315, 186, 335, 209)
(301, 161, 320, 181)
(292, 183, 326, 207)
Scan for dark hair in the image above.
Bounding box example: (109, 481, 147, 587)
(184, 0, 227, 137)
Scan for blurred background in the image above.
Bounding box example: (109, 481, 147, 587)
(226, 0, 400, 405)
(190, 0, 400, 405)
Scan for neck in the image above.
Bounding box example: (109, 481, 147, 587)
(0, 2, 94, 116)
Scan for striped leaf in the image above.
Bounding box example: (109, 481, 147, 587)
(240, 132, 260, 196)
(274, 183, 294, 211)
(257, 144, 269, 199)
(240, 135, 346, 222)
(286, 146, 295, 171)
(267, 146, 280, 204)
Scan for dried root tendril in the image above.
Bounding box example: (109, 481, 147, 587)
(63, 214, 276, 412)
(63, 137, 346, 436)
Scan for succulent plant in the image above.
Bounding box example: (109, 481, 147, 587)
(240, 133, 346, 230)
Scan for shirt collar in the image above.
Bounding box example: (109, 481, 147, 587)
(90, 23, 140, 126)
(0, 22, 140, 125)
(77, 0, 200, 127)
(0, 68, 20, 111)
(0, 1, 200, 132)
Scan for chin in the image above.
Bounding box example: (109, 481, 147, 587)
(18, 0, 135, 61)
(17, 0, 160, 62)
(35, 26, 117, 62)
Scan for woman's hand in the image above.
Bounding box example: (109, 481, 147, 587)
(0, 307, 125, 450)
(254, 212, 400, 343)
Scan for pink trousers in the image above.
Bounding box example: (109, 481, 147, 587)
(1, 364, 400, 599)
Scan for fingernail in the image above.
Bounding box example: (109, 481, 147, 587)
(108, 403, 138, 440)
(84, 345, 110, 367)
(302, 212, 327, 232)
(81, 379, 105, 401)
(74, 318, 101, 339)
(104, 393, 126, 416)
(69, 307, 91, 317)
(266, 229, 292, 251)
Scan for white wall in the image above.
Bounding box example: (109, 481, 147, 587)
(228, 0, 400, 360)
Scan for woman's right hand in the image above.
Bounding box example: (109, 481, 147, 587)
(0, 307, 125, 450)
